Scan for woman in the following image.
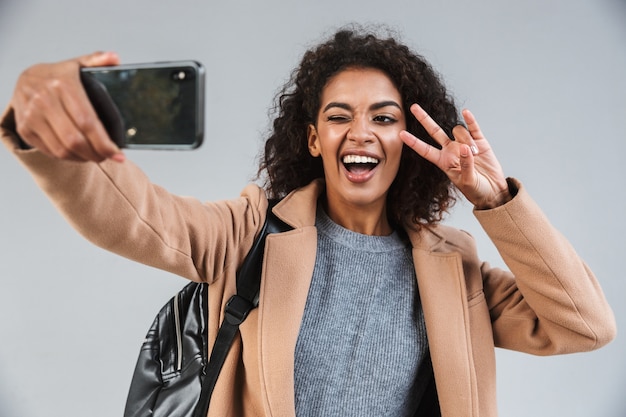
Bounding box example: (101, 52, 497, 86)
(1, 28, 616, 416)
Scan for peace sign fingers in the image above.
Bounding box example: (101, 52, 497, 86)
(409, 103, 453, 149)
(399, 103, 461, 170)
(400, 103, 511, 209)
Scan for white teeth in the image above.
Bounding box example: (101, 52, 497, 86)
(342, 155, 379, 164)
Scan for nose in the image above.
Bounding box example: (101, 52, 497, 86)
(346, 117, 374, 144)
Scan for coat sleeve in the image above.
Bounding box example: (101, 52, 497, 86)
(474, 178, 616, 355)
(1, 106, 267, 283)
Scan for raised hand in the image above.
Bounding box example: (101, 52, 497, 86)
(10, 51, 125, 163)
(400, 103, 511, 209)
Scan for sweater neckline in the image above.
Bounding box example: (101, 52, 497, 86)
(315, 207, 406, 253)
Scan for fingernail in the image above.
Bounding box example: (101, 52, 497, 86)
(111, 152, 126, 163)
(470, 145, 478, 155)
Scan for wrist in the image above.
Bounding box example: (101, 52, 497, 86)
(475, 178, 517, 210)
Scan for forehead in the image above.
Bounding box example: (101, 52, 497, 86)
(320, 67, 402, 105)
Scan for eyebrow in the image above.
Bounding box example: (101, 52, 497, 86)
(322, 100, 402, 113)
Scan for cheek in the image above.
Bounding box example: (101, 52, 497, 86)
(385, 137, 405, 166)
(387, 146, 406, 181)
(316, 128, 345, 154)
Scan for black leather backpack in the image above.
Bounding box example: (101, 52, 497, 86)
(123, 202, 290, 417)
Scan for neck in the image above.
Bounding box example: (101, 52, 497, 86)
(322, 195, 393, 236)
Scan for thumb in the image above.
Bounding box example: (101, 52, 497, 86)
(78, 51, 120, 68)
(459, 144, 476, 186)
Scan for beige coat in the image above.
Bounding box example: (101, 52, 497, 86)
(1, 110, 616, 417)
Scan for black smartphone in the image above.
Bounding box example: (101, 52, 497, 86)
(80, 61, 205, 150)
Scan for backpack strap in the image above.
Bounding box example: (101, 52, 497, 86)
(192, 200, 291, 417)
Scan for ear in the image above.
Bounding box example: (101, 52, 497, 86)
(307, 124, 321, 157)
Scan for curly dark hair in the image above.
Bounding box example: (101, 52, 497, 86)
(258, 26, 460, 228)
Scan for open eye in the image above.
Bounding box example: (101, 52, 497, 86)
(373, 114, 397, 124)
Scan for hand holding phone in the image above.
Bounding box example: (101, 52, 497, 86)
(11, 52, 126, 162)
(80, 61, 205, 150)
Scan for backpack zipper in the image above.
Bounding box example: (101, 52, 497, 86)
(173, 292, 183, 372)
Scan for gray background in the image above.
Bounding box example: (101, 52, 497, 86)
(0, 0, 624, 416)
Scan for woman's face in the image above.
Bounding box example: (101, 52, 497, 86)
(308, 67, 406, 214)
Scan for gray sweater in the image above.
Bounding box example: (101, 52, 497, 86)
(294, 208, 430, 416)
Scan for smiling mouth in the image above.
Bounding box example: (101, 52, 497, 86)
(342, 155, 380, 174)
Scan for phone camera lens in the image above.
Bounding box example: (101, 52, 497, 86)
(171, 69, 193, 81)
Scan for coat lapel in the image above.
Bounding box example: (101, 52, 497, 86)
(256, 183, 320, 416)
(410, 228, 478, 417)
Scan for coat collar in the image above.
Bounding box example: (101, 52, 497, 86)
(271, 179, 323, 229)
(272, 178, 451, 253)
